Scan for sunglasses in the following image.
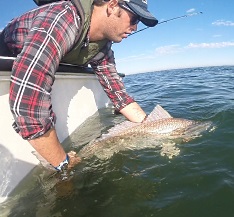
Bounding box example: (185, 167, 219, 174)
(118, 3, 140, 25)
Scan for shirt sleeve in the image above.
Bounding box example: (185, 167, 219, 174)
(8, 2, 81, 139)
(90, 44, 135, 111)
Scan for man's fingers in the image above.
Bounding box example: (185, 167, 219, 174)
(67, 151, 81, 168)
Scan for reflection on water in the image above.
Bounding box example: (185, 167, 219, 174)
(0, 144, 14, 203)
(0, 145, 37, 205)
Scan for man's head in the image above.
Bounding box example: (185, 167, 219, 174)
(91, 0, 157, 42)
(94, 0, 158, 27)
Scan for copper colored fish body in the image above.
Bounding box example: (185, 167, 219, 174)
(78, 105, 213, 159)
(117, 118, 196, 136)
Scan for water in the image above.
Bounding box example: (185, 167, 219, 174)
(1, 65, 234, 217)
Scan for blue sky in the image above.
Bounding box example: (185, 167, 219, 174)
(1, 0, 234, 74)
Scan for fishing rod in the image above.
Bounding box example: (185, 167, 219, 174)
(129, 11, 203, 37)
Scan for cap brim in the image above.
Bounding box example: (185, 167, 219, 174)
(125, 2, 158, 27)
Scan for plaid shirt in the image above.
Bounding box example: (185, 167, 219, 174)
(4, 1, 134, 139)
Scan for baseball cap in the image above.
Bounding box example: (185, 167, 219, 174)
(123, 0, 158, 27)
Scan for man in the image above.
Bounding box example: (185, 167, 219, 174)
(0, 0, 157, 172)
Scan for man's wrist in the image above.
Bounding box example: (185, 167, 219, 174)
(54, 154, 70, 171)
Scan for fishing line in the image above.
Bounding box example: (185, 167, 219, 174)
(129, 12, 203, 37)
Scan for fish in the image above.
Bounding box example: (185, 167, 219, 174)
(33, 104, 214, 168)
(28, 104, 214, 197)
(78, 105, 214, 160)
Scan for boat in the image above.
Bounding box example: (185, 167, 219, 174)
(0, 56, 111, 203)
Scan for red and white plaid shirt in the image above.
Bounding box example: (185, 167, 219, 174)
(4, 1, 134, 139)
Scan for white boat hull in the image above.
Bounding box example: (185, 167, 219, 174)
(0, 66, 109, 203)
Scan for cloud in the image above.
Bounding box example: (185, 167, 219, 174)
(117, 54, 150, 63)
(186, 42, 234, 49)
(155, 45, 182, 55)
(155, 41, 234, 56)
(116, 41, 234, 65)
(186, 8, 196, 14)
(212, 34, 222, 38)
(212, 20, 234, 26)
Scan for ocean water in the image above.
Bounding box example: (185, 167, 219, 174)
(1, 65, 234, 217)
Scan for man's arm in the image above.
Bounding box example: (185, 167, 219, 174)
(29, 128, 66, 167)
(119, 102, 146, 123)
(90, 45, 146, 123)
(29, 128, 80, 168)
(8, 2, 81, 168)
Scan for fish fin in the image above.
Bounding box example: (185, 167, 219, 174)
(32, 151, 55, 170)
(98, 121, 140, 140)
(98, 105, 171, 140)
(96, 105, 171, 140)
(146, 105, 172, 122)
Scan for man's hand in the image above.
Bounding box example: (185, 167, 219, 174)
(67, 151, 81, 169)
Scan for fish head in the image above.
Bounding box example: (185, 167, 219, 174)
(145, 118, 214, 140)
(180, 120, 214, 138)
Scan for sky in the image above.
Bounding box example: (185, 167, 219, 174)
(0, 0, 234, 74)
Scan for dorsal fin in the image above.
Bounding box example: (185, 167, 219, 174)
(98, 121, 140, 141)
(96, 105, 171, 141)
(145, 105, 172, 122)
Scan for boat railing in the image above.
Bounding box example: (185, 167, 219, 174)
(0, 56, 125, 77)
